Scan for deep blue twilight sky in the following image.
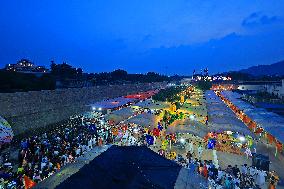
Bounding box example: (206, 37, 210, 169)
(1, 0, 284, 75)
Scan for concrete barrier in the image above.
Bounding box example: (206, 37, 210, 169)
(0, 82, 166, 136)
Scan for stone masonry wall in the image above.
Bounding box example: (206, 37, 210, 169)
(0, 82, 166, 136)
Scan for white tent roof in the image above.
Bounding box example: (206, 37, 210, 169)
(205, 91, 254, 136)
(221, 91, 284, 143)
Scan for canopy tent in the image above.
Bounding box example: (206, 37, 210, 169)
(105, 107, 135, 124)
(89, 97, 136, 110)
(209, 117, 254, 136)
(221, 91, 284, 144)
(167, 119, 209, 138)
(125, 113, 159, 128)
(0, 116, 14, 144)
(124, 90, 158, 100)
(205, 91, 254, 137)
(55, 146, 182, 189)
(179, 101, 207, 118)
(134, 99, 170, 110)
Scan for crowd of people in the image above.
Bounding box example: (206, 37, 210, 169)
(0, 105, 156, 189)
(172, 149, 279, 189)
(0, 115, 113, 189)
(0, 104, 282, 189)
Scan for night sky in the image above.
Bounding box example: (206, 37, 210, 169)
(1, 0, 284, 75)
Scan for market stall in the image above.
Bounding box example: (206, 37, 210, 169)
(219, 91, 284, 154)
(0, 116, 14, 144)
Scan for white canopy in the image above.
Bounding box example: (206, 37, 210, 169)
(221, 91, 284, 144)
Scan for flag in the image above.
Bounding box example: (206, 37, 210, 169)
(24, 175, 36, 189)
(146, 134, 154, 145)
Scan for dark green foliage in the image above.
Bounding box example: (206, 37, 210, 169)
(163, 111, 183, 125)
(50, 62, 82, 79)
(0, 70, 55, 92)
(152, 86, 186, 102)
(175, 102, 181, 109)
(93, 70, 170, 85)
(223, 71, 284, 81)
(0, 59, 174, 92)
(196, 80, 212, 90)
(224, 71, 253, 81)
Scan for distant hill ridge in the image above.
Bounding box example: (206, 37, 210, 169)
(240, 60, 284, 76)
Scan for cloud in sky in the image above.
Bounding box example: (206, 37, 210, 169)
(124, 32, 284, 75)
(242, 12, 282, 27)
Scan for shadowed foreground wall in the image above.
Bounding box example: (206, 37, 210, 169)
(0, 82, 165, 136)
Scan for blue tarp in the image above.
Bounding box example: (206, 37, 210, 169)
(56, 146, 182, 189)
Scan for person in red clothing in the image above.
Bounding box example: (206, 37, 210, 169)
(98, 137, 103, 146)
(202, 164, 208, 178)
(268, 180, 276, 189)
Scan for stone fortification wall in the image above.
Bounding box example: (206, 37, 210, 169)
(0, 82, 165, 136)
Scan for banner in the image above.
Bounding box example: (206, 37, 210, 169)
(0, 116, 14, 144)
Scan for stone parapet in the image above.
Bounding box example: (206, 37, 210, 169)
(0, 82, 166, 135)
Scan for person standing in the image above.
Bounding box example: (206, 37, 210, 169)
(98, 137, 103, 146)
(268, 181, 276, 189)
(268, 171, 279, 189)
(197, 143, 203, 160)
(256, 170, 267, 188)
(202, 163, 208, 178)
(189, 159, 196, 174)
(244, 147, 252, 159)
(188, 140, 194, 154)
(224, 176, 234, 189)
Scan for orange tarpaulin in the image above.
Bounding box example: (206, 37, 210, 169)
(276, 142, 283, 152)
(242, 116, 251, 124)
(112, 128, 118, 136)
(248, 121, 257, 130)
(218, 92, 284, 149)
(255, 127, 263, 134)
(24, 175, 36, 189)
(267, 133, 275, 144)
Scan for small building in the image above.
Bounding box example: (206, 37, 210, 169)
(237, 83, 266, 91)
(5, 59, 49, 73)
(265, 79, 284, 99)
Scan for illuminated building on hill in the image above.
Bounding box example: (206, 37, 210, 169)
(5, 59, 49, 73)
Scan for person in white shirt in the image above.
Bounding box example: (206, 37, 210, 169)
(75, 147, 81, 157)
(249, 166, 256, 177)
(256, 170, 267, 187)
(188, 140, 194, 154)
(241, 164, 248, 175)
(245, 147, 252, 159)
(197, 143, 203, 160)
(235, 182, 240, 189)
(92, 137, 96, 146)
(233, 177, 240, 186)
(217, 167, 224, 181)
(88, 139, 92, 150)
(208, 176, 215, 188)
